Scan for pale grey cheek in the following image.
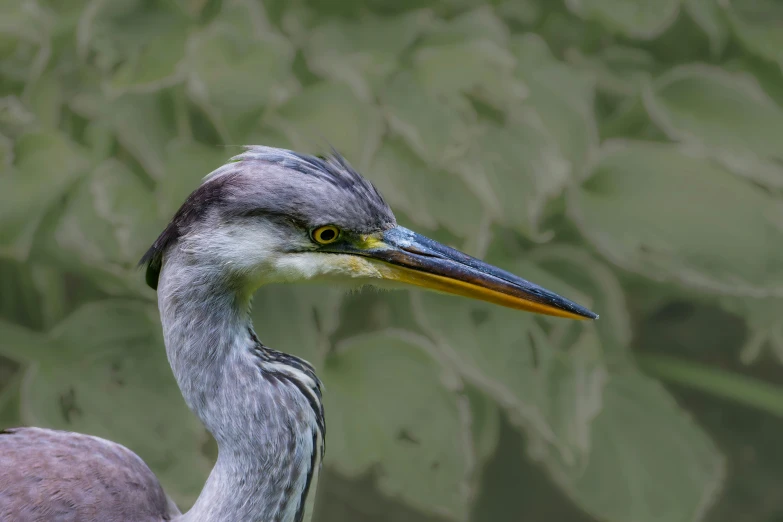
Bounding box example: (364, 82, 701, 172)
(187, 220, 319, 283)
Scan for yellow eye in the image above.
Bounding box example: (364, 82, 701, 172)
(312, 225, 341, 245)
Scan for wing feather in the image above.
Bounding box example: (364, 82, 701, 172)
(0, 427, 180, 522)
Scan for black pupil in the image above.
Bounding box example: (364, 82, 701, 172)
(319, 228, 336, 241)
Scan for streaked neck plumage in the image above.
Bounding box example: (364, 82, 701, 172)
(157, 244, 324, 522)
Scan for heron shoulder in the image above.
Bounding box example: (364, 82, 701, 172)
(0, 427, 179, 522)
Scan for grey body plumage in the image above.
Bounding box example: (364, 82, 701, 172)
(0, 428, 179, 521)
(0, 145, 597, 521)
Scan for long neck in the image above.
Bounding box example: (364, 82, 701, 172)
(158, 249, 323, 522)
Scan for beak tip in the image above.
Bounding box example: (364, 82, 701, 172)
(566, 303, 598, 320)
(581, 307, 599, 320)
(552, 296, 598, 321)
(574, 310, 599, 320)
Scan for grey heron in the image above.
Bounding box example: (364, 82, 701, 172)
(0, 146, 597, 522)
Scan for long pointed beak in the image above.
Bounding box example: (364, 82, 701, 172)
(332, 226, 597, 320)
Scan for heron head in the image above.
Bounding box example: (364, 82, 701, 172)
(141, 146, 596, 320)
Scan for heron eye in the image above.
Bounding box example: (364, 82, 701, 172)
(312, 225, 341, 245)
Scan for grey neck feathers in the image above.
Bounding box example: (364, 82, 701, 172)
(158, 246, 323, 522)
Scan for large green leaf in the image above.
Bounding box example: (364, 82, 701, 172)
(0, 0, 50, 88)
(724, 57, 783, 109)
(81, 1, 190, 93)
(0, 259, 55, 330)
(0, 133, 11, 166)
(532, 371, 725, 522)
(322, 331, 475, 520)
(724, 0, 783, 70)
(495, 0, 541, 26)
(250, 282, 343, 371)
(528, 245, 632, 364)
(168, 0, 220, 19)
(566, 45, 656, 97)
(186, 1, 296, 140)
(26, 69, 63, 129)
(0, 318, 51, 363)
(413, 40, 525, 111)
(331, 287, 425, 342)
(465, 385, 501, 467)
(304, 10, 431, 100)
(367, 139, 485, 237)
(0, 97, 36, 138)
(566, 0, 682, 39)
(570, 140, 783, 296)
(14, 301, 210, 505)
(0, 0, 50, 42)
(268, 81, 385, 171)
(412, 9, 525, 111)
(645, 65, 783, 188)
(420, 7, 510, 48)
(0, 367, 22, 429)
(685, 0, 729, 57)
(46, 158, 158, 293)
(107, 19, 189, 93)
(719, 296, 783, 365)
(70, 92, 175, 180)
(512, 34, 598, 178)
(157, 139, 229, 217)
(453, 115, 571, 240)
(1, 132, 90, 260)
(29, 264, 69, 330)
(412, 271, 607, 463)
(380, 71, 476, 169)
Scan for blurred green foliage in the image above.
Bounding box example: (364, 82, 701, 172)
(1, 0, 783, 521)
